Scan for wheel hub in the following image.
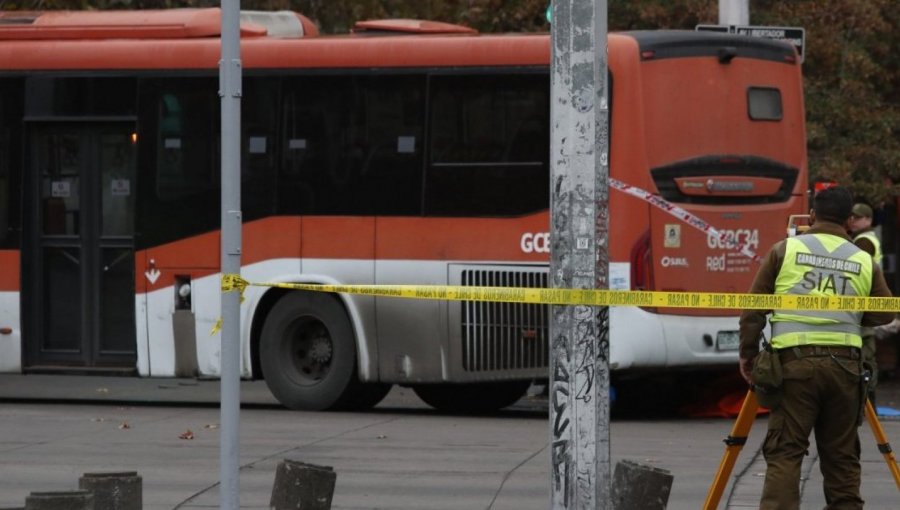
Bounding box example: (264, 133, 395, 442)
(308, 335, 333, 365)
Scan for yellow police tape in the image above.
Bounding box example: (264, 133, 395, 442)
(220, 274, 900, 313)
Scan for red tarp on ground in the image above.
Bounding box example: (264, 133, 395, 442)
(680, 372, 770, 418)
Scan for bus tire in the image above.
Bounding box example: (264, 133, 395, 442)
(260, 291, 363, 411)
(340, 382, 393, 411)
(412, 381, 531, 414)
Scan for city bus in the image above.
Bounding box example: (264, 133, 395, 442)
(0, 8, 808, 411)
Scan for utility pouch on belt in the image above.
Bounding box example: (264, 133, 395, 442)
(861, 360, 877, 393)
(859, 364, 872, 426)
(751, 340, 783, 409)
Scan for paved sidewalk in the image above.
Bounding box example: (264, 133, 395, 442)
(0, 373, 280, 406)
(0, 374, 897, 509)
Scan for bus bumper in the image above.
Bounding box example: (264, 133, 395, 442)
(610, 306, 741, 370)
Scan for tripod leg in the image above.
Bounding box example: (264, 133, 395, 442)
(703, 390, 760, 510)
(865, 399, 900, 492)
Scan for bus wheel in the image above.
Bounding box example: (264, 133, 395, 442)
(260, 292, 362, 411)
(412, 381, 531, 414)
(341, 382, 393, 411)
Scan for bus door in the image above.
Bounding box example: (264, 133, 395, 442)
(24, 124, 137, 370)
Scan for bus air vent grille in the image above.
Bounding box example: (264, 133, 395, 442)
(460, 269, 549, 372)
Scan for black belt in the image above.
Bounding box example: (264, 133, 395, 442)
(777, 345, 860, 364)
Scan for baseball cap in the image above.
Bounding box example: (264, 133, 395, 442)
(851, 203, 873, 218)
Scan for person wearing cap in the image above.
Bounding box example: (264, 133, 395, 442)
(848, 203, 882, 266)
(738, 186, 894, 509)
(847, 202, 894, 406)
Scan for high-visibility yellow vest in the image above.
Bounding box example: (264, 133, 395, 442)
(853, 230, 882, 267)
(770, 233, 873, 349)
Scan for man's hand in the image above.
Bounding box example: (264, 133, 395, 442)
(739, 356, 755, 385)
(875, 317, 900, 340)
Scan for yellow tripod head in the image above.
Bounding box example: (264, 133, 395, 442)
(787, 214, 811, 237)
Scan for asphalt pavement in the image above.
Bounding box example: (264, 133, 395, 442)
(0, 373, 898, 509)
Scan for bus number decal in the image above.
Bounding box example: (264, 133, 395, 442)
(707, 229, 759, 251)
(521, 232, 550, 254)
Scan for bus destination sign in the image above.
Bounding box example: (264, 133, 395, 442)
(696, 24, 806, 63)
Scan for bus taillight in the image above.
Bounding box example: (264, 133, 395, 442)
(629, 230, 653, 291)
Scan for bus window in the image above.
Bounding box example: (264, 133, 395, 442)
(281, 76, 354, 215)
(0, 79, 22, 249)
(425, 73, 549, 217)
(137, 77, 220, 248)
(155, 86, 219, 201)
(0, 127, 7, 245)
(357, 75, 424, 216)
(281, 75, 425, 216)
(24, 77, 135, 118)
(39, 133, 81, 236)
(748, 87, 783, 121)
(241, 77, 279, 221)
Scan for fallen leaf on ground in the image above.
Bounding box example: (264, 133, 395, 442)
(119, 421, 131, 430)
(179, 429, 194, 440)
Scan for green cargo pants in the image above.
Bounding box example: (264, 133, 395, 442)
(760, 354, 864, 510)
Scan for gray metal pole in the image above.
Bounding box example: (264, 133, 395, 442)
(549, 0, 610, 508)
(718, 0, 749, 25)
(219, 1, 242, 509)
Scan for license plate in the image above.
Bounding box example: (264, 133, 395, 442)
(716, 331, 740, 351)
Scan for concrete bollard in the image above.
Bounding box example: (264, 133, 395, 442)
(79, 471, 142, 510)
(270, 459, 336, 510)
(24, 490, 94, 510)
(611, 459, 673, 510)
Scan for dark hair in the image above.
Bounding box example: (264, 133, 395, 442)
(813, 186, 853, 223)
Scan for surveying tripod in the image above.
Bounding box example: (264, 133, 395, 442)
(702, 389, 900, 509)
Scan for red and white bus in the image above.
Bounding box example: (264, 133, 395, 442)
(0, 9, 807, 411)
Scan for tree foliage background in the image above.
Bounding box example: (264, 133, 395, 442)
(3, 0, 897, 206)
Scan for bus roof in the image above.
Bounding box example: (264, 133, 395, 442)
(0, 9, 796, 72)
(627, 30, 798, 64)
(0, 8, 318, 39)
(352, 19, 477, 35)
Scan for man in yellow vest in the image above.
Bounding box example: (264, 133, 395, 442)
(847, 203, 882, 265)
(738, 186, 894, 509)
(847, 202, 885, 407)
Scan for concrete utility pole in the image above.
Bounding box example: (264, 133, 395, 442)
(719, 0, 749, 25)
(219, 1, 242, 509)
(549, 0, 611, 508)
